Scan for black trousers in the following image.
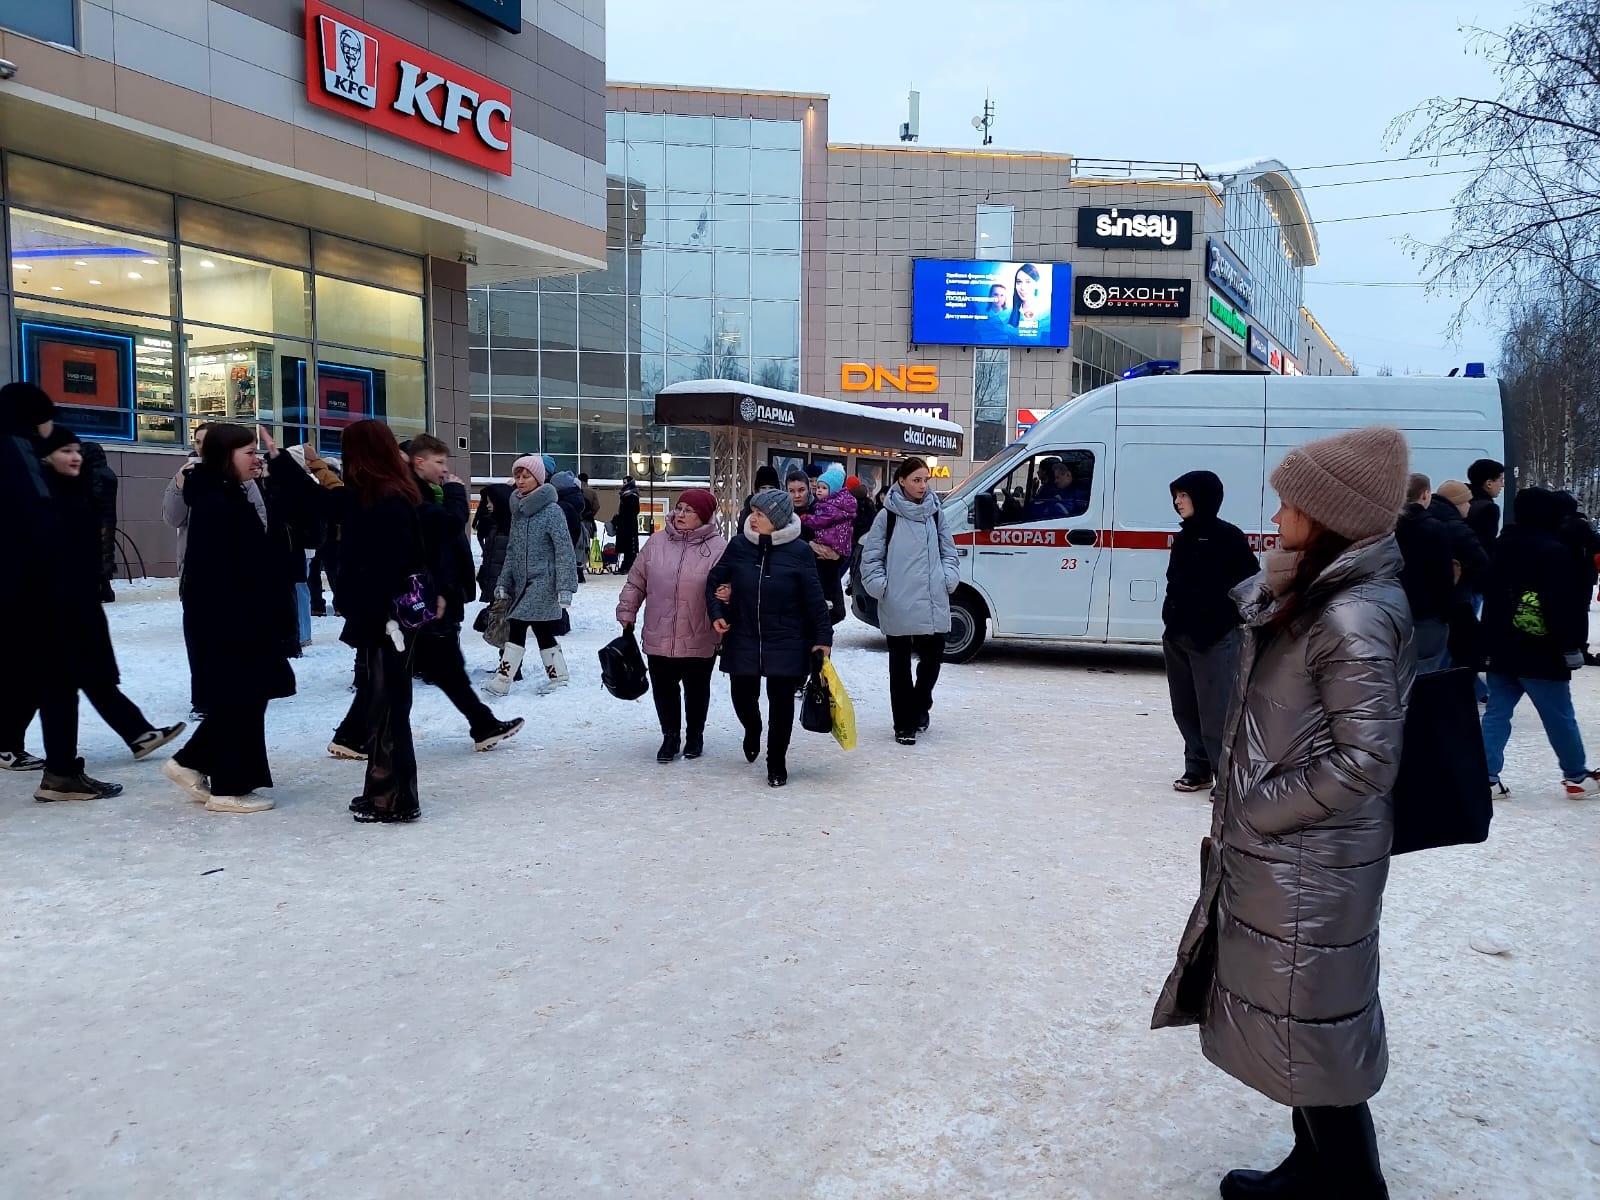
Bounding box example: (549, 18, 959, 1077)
(182, 604, 203, 711)
(648, 655, 714, 740)
(1163, 629, 1241, 779)
(507, 618, 561, 650)
(1287, 1103, 1388, 1197)
(3, 683, 152, 759)
(338, 624, 498, 747)
(816, 558, 846, 625)
(173, 697, 271, 796)
(358, 634, 419, 819)
(728, 673, 802, 767)
(887, 633, 944, 734)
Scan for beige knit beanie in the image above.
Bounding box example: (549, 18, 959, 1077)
(1270, 426, 1409, 541)
(1434, 479, 1472, 509)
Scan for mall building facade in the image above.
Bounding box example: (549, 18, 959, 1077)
(1, 0, 607, 575)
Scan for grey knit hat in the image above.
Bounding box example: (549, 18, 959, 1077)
(750, 487, 794, 529)
(1270, 426, 1409, 541)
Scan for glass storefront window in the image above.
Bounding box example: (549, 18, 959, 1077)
(314, 276, 424, 356)
(180, 248, 310, 339)
(184, 325, 311, 430)
(311, 347, 426, 452)
(15, 299, 173, 444)
(11, 211, 174, 316)
(312, 233, 424, 294)
(179, 200, 310, 268)
(7, 157, 173, 238)
(488, 347, 537, 397)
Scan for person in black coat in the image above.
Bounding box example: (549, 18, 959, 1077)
(78, 440, 119, 602)
(614, 478, 641, 574)
(1161, 469, 1259, 792)
(24, 430, 185, 774)
(1395, 473, 1457, 673)
(162, 424, 298, 813)
(1480, 487, 1596, 797)
(1552, 490, 1600, 621)
(475, 483, 514, 604)
(330, 435, 521, 759)
(737, 463, 783, 531)
(706, 488, 833, 788)
(0, 381, 70, 780)
(1431, 479, 1490, 670)
(1466, 457, 1505, 556)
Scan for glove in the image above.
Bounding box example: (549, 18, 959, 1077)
(1564, 649, 1584, 671)
(494, 587, 509, 602)
(558, 591, 573, 609)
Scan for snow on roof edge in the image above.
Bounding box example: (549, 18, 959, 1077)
(658, 379, 965, 434)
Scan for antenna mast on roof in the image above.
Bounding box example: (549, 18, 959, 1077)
(899, 87, 920, 143)
(971, 92, 994, 146)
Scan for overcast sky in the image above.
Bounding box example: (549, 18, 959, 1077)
(606, 0, 1527, 376)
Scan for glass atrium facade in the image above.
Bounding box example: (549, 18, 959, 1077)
(1223, 181, 1303, 351)
(469, 112, 805, 482)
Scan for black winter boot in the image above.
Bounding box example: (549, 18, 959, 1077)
(657, 736, 680, 764)
(1220, 1108, 1318, 1199)
(742, 725, 761, 763)
(683, 731, 704, 760)
(1300, 1103, 1389, 1199)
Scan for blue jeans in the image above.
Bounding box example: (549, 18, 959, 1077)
(295, 581, 313, 645)
(1482, 673, 1589, 781)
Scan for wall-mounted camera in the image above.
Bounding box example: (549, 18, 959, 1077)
(0, 60, 18, 81)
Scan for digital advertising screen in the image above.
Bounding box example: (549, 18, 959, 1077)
(911, 259, 1072, 348)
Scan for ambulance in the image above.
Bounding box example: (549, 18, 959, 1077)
(857, 372, 1507, 662)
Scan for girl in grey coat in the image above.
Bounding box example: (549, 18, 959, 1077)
(857, 457, 959, 745)
(1152, 426, 1415, 1200)
(485, 455, 578, 696)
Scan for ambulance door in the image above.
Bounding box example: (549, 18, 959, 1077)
(968, 444, 1108, 638)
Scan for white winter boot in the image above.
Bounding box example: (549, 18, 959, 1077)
(483, 643, 524, 697)
(541, 645, 569, 690)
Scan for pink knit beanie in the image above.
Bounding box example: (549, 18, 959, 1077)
(1270, 426, 1409, 541)
(511, 454, 546, 485)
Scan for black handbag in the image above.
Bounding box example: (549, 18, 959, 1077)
(800, 661, 833, 734)
(597, 628, 649, 701)
(1391, 667, 1493, 855)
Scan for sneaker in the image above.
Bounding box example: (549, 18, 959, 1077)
(188, 707, 207, 722)
(163, 758, 210, 802)
(1174, 773, 1215, 793)
(328, 740, 368, 760)
(1490, 778, 1511, 800)
(0, 749, 45, 772)
(1561, 772, 1599, 799)
(35, 760, 123, 802)
(205, 792, 274, 813)
(471, 717, 524, 752)
(895, 730, 917, 746)
(128, 722, 186, 761)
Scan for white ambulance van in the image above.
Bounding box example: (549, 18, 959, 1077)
(868, 373, 1507, 662)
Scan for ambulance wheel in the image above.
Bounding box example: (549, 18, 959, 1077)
(944, 592, 986, 664)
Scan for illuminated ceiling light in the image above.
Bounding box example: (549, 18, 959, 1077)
(142, 258, 159, 265)
(73, 259, 88, 266)
(88, 279, 103, 286)
(50, 286, 63, 292)
(14, 263, 31, 271)
(200, 259, 216, 269)
(127, 271, 143, 280)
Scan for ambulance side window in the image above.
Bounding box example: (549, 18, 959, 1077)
(991, 450, 1097, 525)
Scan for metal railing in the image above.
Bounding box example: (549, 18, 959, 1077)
(1068, 158, 1209, 183)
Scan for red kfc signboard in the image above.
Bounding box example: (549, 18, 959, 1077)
(304, 0, 514, 175)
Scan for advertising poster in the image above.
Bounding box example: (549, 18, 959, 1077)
(911, 259, 1072, 348)
(21, 321, 136, 441)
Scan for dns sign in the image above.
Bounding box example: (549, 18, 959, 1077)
(840, 363, 939, 394)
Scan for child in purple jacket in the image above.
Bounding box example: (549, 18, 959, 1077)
(804, 466, 857, 624)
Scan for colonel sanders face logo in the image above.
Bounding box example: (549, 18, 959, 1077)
(319, 16, 378, 110)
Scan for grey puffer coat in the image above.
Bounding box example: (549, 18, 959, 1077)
(857, 484, 959, 637)
(497, 483, 579, 623)
(1152, 535, 1415, 1109)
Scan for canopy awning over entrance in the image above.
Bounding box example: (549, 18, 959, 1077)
(655, 380, 965, 532)
(656, 380, 964, 457)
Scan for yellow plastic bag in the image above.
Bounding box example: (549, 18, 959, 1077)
(821, 658, 856, 751)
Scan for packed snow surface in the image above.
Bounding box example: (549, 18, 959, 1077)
(2, 578, 1596, 1198)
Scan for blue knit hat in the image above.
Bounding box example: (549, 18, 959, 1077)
(818, 465, 846, 495)
(541, 454, 557, 476)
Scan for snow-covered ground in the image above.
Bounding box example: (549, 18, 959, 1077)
(2, 577, 1596, 1199)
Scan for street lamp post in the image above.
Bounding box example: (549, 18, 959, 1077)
(629, 447, 673, 535)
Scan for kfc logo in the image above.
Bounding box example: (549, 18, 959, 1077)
(319, 18, 378, 109)
(305, 1, 514, 175)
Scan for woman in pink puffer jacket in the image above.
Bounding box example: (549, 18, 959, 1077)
(616, 488, 728, 762)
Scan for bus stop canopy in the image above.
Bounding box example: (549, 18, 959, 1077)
(655, 379, 965, 528)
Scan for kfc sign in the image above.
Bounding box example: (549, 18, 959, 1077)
(305, 1, 513, 175)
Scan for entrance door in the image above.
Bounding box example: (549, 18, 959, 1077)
(970, 445, 1107, 638)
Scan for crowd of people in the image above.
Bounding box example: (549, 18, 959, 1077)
(1160, 447, 1599, 802)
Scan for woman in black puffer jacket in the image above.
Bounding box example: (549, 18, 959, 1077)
(475, 483, 513, 604)
(706, 488, 832, 787)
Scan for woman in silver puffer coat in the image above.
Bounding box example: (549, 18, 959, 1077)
(1152, 426, 1416, 1200)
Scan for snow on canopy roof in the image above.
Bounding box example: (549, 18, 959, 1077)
(1201, 157, 1320, 267)
(657, 378, 964, 434)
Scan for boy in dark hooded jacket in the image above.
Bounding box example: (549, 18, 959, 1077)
(1161, 470, 1259, 792)
(1481, 487, 1597, 798)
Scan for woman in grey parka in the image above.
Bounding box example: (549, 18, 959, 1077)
(858, 456, 959, 745)
(484, 455, 578, 697)
(1152, 426, 1415, 1200)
